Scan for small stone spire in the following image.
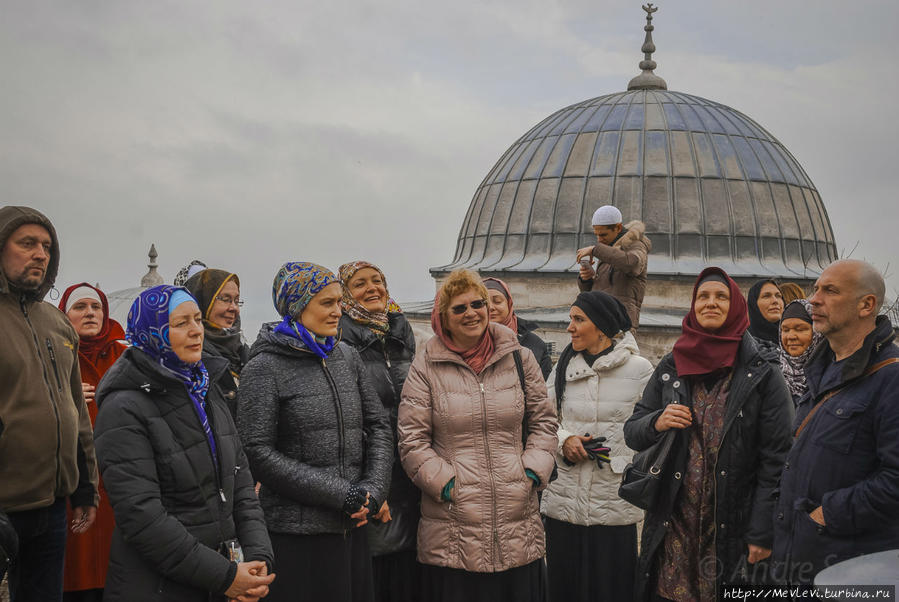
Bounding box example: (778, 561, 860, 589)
(140, 244, 164, 287)
(628, 3, 668, 91)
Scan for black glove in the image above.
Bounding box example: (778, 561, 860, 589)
(342, 484, 368, 515)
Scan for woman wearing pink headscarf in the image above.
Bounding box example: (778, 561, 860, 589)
(482, 277, 553, 379)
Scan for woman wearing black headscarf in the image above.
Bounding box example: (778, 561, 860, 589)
(624, 268, 793, 602)
(778, 299, 822, 405)
(747, 279, 784, 362)
(184, 269, 249, 417)
(540, 291, 653, 602)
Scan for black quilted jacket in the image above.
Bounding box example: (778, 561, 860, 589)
(94, 348, 273, 602)
(236, 324, 393, 536)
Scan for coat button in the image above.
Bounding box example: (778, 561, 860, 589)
(720, 523, 726, 530)
(747, 373, 753, 378)
(673, 381, 681, 389)
(662, 373, 670, 382)
(836, 408, 844, 415)
(674, 472, 682, 480)
(784, 462, 790, 469)
(663, 521, 670, 527)
(777, 512, 784, 520)
(720, 470, 727, 477)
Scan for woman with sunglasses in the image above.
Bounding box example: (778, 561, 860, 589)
(184, 269, 248, 418)
(398, 269, 557, 602)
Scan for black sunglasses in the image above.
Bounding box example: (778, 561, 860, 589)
(450, 299, 487, 315)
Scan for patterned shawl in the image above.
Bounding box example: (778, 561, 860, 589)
(778, 299, 822, 399)
(126, 285, 217, 469)
(338, 261, 402, 337)
(271, 261, 340, 359)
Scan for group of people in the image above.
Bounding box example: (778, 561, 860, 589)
(1, 203, 897, 602)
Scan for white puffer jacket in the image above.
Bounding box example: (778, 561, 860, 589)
(540, 332, 653, 526)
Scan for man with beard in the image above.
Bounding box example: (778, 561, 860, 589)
(0, 206, 98, 602)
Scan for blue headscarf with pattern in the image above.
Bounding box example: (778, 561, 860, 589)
(272, 261, 340, 359)
(126, 285, 217, 470)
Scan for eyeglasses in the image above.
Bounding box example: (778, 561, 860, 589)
(214, 295, 244, 307)
(450, 299, 487, 315)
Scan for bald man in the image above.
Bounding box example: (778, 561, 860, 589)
(772, 260, 899, 585)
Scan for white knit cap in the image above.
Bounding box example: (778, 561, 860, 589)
(65, 286, 102, 313)
(591, 205, 623, 226)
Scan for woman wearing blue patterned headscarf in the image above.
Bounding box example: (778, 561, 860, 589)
(93, 285, 275, 602)
(237, 263, 393, 602)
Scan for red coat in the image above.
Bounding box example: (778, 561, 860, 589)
(59, 283, 127, 592)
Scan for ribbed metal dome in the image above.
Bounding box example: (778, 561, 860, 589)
(434, 88, 837, 279)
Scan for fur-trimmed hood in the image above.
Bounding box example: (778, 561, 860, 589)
(614, 220, 650, 252)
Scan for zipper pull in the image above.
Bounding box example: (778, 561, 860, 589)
(219, 489, 226, 502)
(479, 383, 485, 393)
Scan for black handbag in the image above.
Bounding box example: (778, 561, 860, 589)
(618, 425, 676, 510)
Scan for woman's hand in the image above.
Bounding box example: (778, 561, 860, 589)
(82, 382, 95, 403)
(224, 560, 275, 600)
(654, 404, 692, 432)
(747, 544, 772, 564)
(562, 435, 592, 463)
(372, 501, 391, 523)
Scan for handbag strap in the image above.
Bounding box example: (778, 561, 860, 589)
(514, 349, 528, 446)
(649, 428, 677, 474)
(794, 357, 899, 438)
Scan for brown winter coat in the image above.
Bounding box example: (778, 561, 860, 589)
(0, 206, 98, 513)
(397, 323, 557, 573)
(578, 220, 651, 327)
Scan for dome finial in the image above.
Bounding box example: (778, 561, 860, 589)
(628, 3, 668, 91)
(140, 243, 164, 287)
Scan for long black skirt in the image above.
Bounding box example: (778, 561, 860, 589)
(544, 517, 637, 602)
(420, 558, 546, 602)
(266, 529, 374, 602)
(372, 549, 421, 602)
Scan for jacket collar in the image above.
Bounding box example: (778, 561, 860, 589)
(805, 315, 895, 398)
(425, 322, 519, 371)
(339, 312, 407, 350)
(565, 331, 640, 382)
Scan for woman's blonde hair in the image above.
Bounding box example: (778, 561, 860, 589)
(779, 281, 807, 304)
(438, 269, 489, 316)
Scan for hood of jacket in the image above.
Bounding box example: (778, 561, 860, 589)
(339, 312, 409, 352)
(0, 206, 60, 300)
(97, 346, 229, 403)
(247, 321, 336, 361)
(614, 220, 651, 253)
(517, 317, 541, 336)
(564, 331, 640, 382)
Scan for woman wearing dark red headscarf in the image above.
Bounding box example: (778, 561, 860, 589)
(623, 268, 793, 602)
(58, 283, 127, 602)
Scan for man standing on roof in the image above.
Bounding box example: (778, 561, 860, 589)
(575, 205, 651, 328)
(0, 206, 98, 602)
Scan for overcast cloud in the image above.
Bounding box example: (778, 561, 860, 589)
(2, 0, 897, 334)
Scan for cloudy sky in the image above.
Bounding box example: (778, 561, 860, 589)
(2, 1, 897, 333)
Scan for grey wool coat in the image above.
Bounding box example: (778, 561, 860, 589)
(236, 324, 393, 536)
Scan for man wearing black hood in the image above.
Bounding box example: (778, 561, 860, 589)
(0, 206, 98, 602)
